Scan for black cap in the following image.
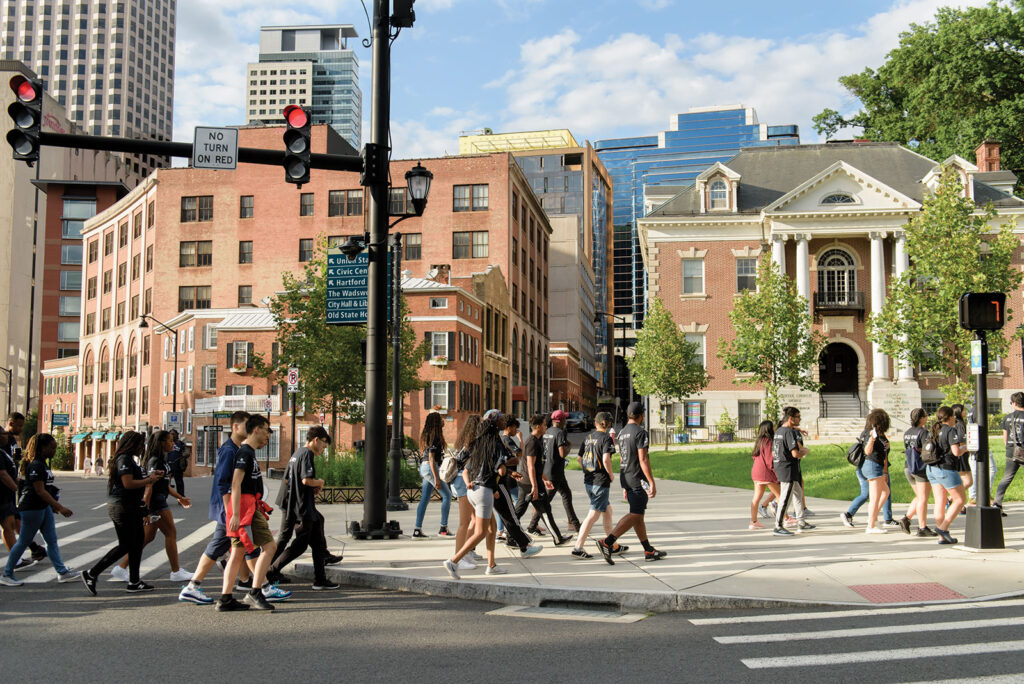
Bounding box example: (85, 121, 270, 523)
(627, 401, 645, 416)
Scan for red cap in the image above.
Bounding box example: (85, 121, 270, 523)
(550, 410, 568, 422)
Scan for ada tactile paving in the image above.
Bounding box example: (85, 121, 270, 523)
(848, 582, 966, 603)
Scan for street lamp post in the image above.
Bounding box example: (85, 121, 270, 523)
(594, 310, 632, 426)
(139, 314, 178, 414)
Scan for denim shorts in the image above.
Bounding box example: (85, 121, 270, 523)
(149, 494, 169, 513)
(585, 484, 610, 512)
(861, 459, 886, 479)
(926, 465, 962, 489)
(450, 471, 467, 498)
(904, 468, 929, 485)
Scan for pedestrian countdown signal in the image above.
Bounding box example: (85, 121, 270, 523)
(959, 293, 1006, 331)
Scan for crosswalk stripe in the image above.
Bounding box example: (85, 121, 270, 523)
(137, 520, 216, 579)
(742, 640, 1024, 669)
(716, 616, 1024, 644)
(15, 522, 115, 584)
(54, 521, 79, 529)
(900, 675, 1024, 684)
(58, 521, 113, 545)
(690, 598, 1024, 625)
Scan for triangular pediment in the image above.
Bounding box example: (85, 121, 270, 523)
(696, 161, 741, 182)
(764, 161, 921, 213)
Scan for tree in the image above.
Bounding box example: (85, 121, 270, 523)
(255, 237, 428, 441)
(718, 255, 825, 422)
(867, 168, 1021, 405)
(627, 297, 708, 445)
(814, 1, 1024, 189)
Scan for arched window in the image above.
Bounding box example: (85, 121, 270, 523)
(817, 248, 857, 305)
(84, 349, 95, 385)
(709, 180, 728, 209)
(821, 192, 856, 205)
(128, 337, 138, 378)
(99, 345, 110, 384)
(114, 340, 125, 381)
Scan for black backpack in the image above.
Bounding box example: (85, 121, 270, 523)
(920, 430, 942, 466)
(846, 440, 865, 467)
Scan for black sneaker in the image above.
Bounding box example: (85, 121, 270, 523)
(937, 529, 958, 545)
(411, 528, 428, 538)
(126, 581, 155, 593)
(325, 554, 344, 565)
(216, 596, 250, 612)
(644, 549, 668, 562)
(921, 526, 939, 537)
(31, 549, 47, 562)
(840, 512, 855, 528)
(570, 548, 592, 560)
(527, 527, 547, 536)
(14, 558, 35, 570)
(244, 588, 275, 610)
(81, 569, 97, 596)
(993, 503, 1008, 517)
(265, 571, 292, 585)
(438, 526, 453, 536)
(217, 559, 228, 571)
(553, 534, 574, 547)
(312, 581, 342, 591)
(797, 521, 816, 531)
(898, 516, 912, 534)
(773, 527, 795, 537)
(234, 577, 253, 592)
(595, 539, 615, 565)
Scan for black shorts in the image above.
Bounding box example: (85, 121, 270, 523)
(150, 494, 170, 513)
(0, 502, 16, 520)
(625, 487, 649, 515)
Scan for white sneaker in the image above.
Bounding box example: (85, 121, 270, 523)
(169, 568, 194, 582)
(757, 505, 769, 519)
(520, 544, 542, 558)
(485, 565, 508, 575)
(109, 566, 130, 582)
(470, 551, 484, 562)
(457, 558, 477, 570)
(57, 568, 82, 583)
(442, 559, 460, 580)
(866, 526, 888, 534)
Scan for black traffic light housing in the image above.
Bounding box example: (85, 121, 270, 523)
(282, 104, 311, 186)
(959, 292, 1006, 331)
(392, 0, 416, 28)
(7, 75, 43, 164)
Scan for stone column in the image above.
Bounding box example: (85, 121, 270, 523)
(795, 234, 810, 305)
(870, 232, 889, 380)
(894, 232, 915, 381)
(771, 234, 786, 272)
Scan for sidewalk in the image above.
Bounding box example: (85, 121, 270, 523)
(293, 473, 1024, 613)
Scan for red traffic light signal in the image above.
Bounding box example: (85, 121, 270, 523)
(959, 292, 1006, 331)
(6, 75, 43, 164)
(282, 104, 311, 186)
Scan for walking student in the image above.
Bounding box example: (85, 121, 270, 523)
(110, 431, 193, 584)
(412, 412, 452, 538)
(572, 412, 624, 559)
(596, 402, 666, 564)
(266, 426, 340, 590)
(167, 429, 188, 496)
(450, 415, 482, 570)
(900, 408, 936, 536)
(1, 417, 48, 564)
(497, 418, 522, 542)
(1, 434, 79, 586)
(544, 410, 581, 532)
(857, 410, 892, 535)
(773, 407, 814, 536)
(82, 431, 165, 595)
(179, 411, 257, 607)
(994, 392, 1024, 513)
(483, 411, 542, 560)
(926, 406, 968, 544)
(951, 404, 973, 505)
(749, 421, 780, 530)
(514, 414, 569, 544)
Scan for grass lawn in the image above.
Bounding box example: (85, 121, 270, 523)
(570, 438, 1024, 503)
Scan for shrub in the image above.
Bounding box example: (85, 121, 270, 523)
(316, 450, 420, 488)
(51, 437, 74, 471)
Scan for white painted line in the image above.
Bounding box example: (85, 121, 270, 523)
(54, 521, 79, 529)
(137, 520, 215, 579)
(58, 521, 114, 545)
(690, 598, 1024, 625)
(899, 675, 1024, 684)
(19, 522, 114, 584)
(91, 503, 107, 510)
(742, 640, 1024, 669)
(717, 616, 1024, 644)
(486, 605, 649, 623)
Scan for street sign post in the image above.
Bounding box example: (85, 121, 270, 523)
(192, 126, 238, 170)
(51, 413, 70, 427)
(287, 367, 299, 393)
(264, 397, 273, 413)
(203, 425, 224, 432)
(325, 248, 392, 325)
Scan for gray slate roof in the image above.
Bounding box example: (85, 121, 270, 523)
(648, 142, 1024, 217)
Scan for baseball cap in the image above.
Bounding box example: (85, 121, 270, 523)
(550, 409, 568, 422)
(626, 401, 645, 416)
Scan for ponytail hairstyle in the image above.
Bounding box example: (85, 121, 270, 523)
(20, 434, 56, 478)
(951, 404, 965, 428)
(466, 418, 501, 478)
(751, 420, 774, 459)
(932, 406, 953, 442)
(454, 414, 481, 453)
(108, 430, 146, 490)
(910, 408, 927, 429)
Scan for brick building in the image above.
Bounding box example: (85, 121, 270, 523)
(639, 141, 1024, 439)
(40, 356, 77, 438)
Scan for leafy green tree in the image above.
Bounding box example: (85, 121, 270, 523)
(627, 297, 708, 444)
(814, 2, 1024, 189)
(718, 256, 825, 422)
(255, 237, 428, 440)
(868, 168, 1021, 405)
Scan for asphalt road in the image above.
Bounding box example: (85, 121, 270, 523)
(4, 479, 1024, 683)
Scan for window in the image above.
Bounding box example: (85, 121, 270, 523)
(817, 249, 857, 305)
(104, 232, 113, 255)
(88, 240, 98, 263)
(180, 195, 213, 222)
(83, 395, 93, 418)
(472, 184, 489, 211)
(239, 195, 254, 219)
(130, 294, 139, 320)
(346, 189, 363, 216)
(238, 241, 253, 264)
(298, 238, 314, 262)
(452, 231, 488, 259)
(115, 302, 125, 326)
(187, 366, 194, 391)
(118, 221, 128, 247)
(684, 400, 706, 427)
(127, 388, 136, 415)
(821, 192, 856, 205)
(61, 244, 82, 264)
(232, 341, 250, 368)
(132, 253, 140, 280)
(512, 238, 518, 265)
(143, 336, 151, 365)
(144, 288, 152, 314)
(146, 245, 153, 271)
(86, 313, 96, 334)
(162, 373, 168, 397)
(178, 286, 211, 311)
(453, 184, 488, 212)
(431, 381, 449, 410)
(202, 364, 217, 391)
(58, 296, 81, 317)
(101, 307, 110, 330)
(404, 233, 421, 260)
(117, 263, 126, 287)
(388, 187, 410, 215)
(238, 285, 252, 306)
(179, 241, 212, 267)
(203, 323, 218, 349)
(682, 259, 704, 294)
(709, 180, 728, 209)
(61, 270, 82, 291)
(57, 321, 78, 342)
(685, 333, 706, 369)
(430, 297, 448, 309)
(299, 193, 314, 216)
(736, 258, 757, 292)
(133, 213, 142, 238)
(188, 327, 195, 351)
(431, 332, 448, 359)
(328, 190, 344, 216)
(61, 197, 95, 238)
(738, 401, 761, 430)
(141, 386, 149, 414)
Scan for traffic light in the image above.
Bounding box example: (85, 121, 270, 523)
(282, 104, 311, 186)
(6, 75, 43, 164)
(392, 0, 416, 28)
(959, 292, 1006, 331)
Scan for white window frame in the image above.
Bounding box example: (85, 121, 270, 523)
(204, 323, 218, 349)
(685, 332, 706, 369)
(188, 327, 194, 351)
(162, 372, 168, 396)
(709, 180, 728, 210)
(682, 259, 705, 295)
(187, 366, 194, 391)
(431, 332, 448, 359)
(429, 297, 448, 309)
(178, 367, 185, 393)
(233, 341, 248, 368)
(203, 364, 217, 391)
(431, 381, 449, 410)
(163, 336, 170, 360)
(736, 258, 757, 292)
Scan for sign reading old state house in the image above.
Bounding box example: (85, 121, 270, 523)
(638, 140, 1024, 437)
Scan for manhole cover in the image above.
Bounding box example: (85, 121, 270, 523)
(849, 582, 965, 603)
(487, 605, 649, 623)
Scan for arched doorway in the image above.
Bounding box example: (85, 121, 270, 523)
(818, 342, 858, 394)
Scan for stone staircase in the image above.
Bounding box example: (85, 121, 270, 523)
(815, 393, 865, 441)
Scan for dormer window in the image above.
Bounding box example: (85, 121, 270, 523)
(821, 192, 856, 205)
(709, 180, 728, 209)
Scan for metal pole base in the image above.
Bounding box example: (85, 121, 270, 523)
(386, 498, 409, 512)
(348, 519, 403, 540)
(964, 506, 1005, 549)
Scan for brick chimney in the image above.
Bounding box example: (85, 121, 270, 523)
(975, 139, 1000, 172)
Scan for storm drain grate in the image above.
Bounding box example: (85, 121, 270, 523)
(849, 582, 966, 603)
(487, 604, 649, 623)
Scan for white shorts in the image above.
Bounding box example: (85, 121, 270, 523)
(467, 485, 495, 519)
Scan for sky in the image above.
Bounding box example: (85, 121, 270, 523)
(172, 0, 991, 159)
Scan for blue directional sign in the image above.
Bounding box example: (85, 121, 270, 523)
(326, 248, 392, 325)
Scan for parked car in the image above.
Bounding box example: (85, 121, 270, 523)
(566, 411, 593, 432)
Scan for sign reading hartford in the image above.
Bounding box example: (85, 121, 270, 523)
(326, 248, 391, 325)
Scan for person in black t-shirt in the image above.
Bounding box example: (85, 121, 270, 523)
(514, 414, 568, 544)
(543, 410, 581, 532)
(497, 418, 522, 542)
(82, 431, 165, 595)
(596, 402, 666, 564)
(899, 408, 936, 536)
(994, 392, 1024, 510)
(925, 406, 968, 545)
(412, 412, 452, 538)
(1, 413, 48, 564)
(950, 404, 973, 500)
(167, 429, 188, 496)
(572, 412, 626, 560)
(0, 434, 79, 586)
(857, 409, 892, 534)
(772, 407, 812, 536)
(0, 438, 19, 554)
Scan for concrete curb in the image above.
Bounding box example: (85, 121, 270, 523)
(292, 563, 1024, 613)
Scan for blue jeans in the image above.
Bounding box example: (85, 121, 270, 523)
(4, 507, 68, 576)
(414, 463, 451, 530)
(847, 466, 893, 521)
(968, 453, 1000, 500)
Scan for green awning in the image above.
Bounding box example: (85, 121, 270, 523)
(105, 431, 121, 441)
(71, 433, 89, 444)
(90, 431, 106, 439)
